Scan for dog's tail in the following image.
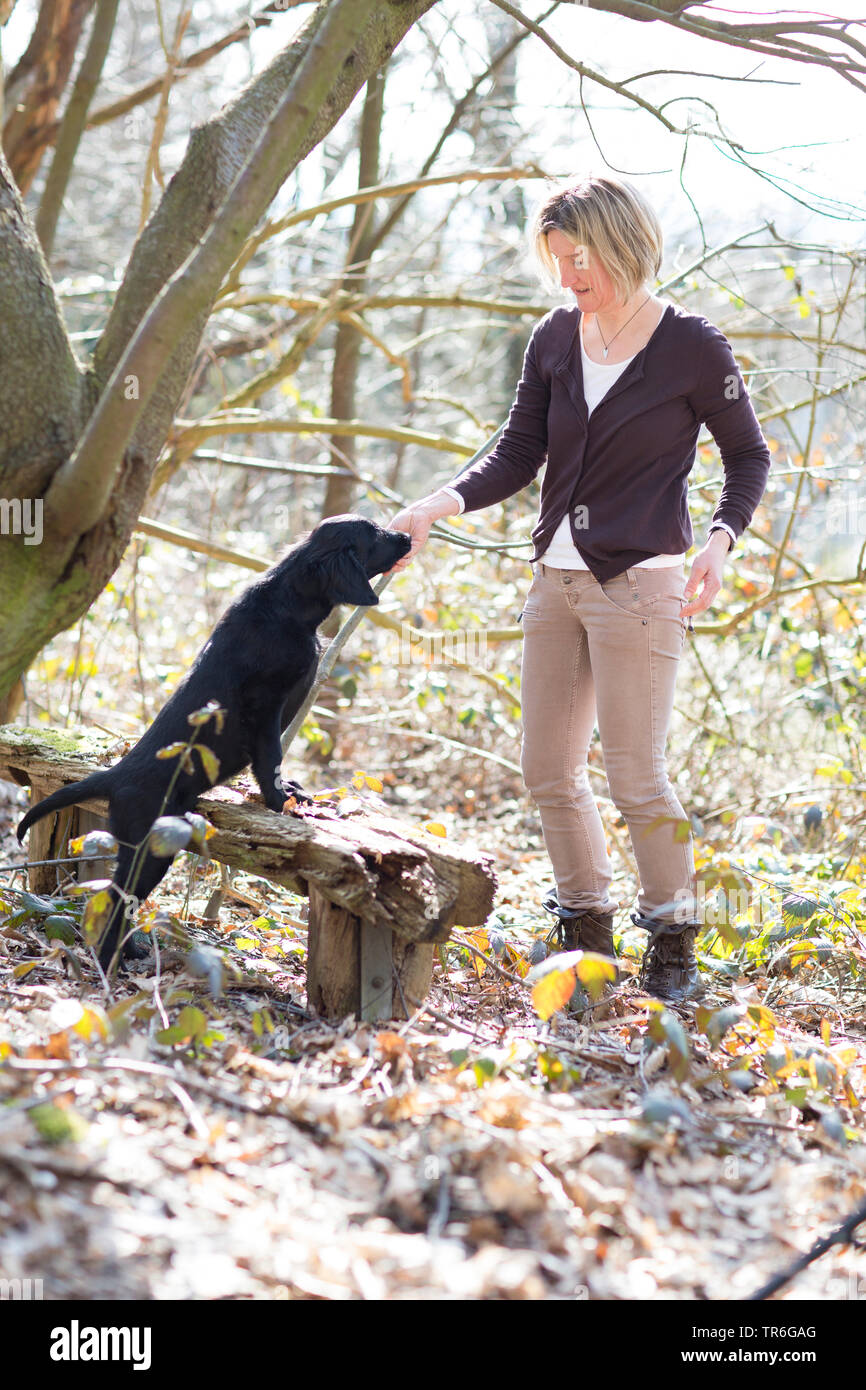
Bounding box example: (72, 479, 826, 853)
(17, 770, 114, 843)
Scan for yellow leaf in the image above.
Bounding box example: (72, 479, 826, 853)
(73, 1006, 109, 1042)
(746, 1004, 777, 1049)
(364, 775, 383, 792)
(833, 1047, 858, 1069)
(575, 952, 617, 1001)
(424, 822, 447, 837)
(82, 890, 113, 942)
(156, 742, 188, 760)
(821, 1017, 831, 1046)
(833, 606, 854, 632)
(531, 966, 576, 1020)
(196, 745, 220, 785)
(791, 941, 817, 970)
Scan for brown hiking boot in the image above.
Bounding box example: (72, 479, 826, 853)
(542, 893, 619, 1010)
(632, 913, 704, 1003)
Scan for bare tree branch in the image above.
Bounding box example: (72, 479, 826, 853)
(35, 0, 120, 256)
(579, 1, 866, 92)
(488, 0, 717, 137)
(221, 164, 548, 294)
(168, 413, 477, 458)
(24, 1, 311, 154)
(44, 0, 392, 539)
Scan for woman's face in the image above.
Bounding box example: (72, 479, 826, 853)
(546, 227, 622, 314)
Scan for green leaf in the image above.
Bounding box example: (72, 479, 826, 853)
(648, 1007, 690, 1081)
(184, 813, 213, 853)
(641, 1093, 692, 1126)
(699, 1004, 746, 1046)
(43, 914, 77, 945)
(715, 921, 743, 949)
(29, 1102, 88, 1146)
(155, 1025, 187, 1045)
(79, 831, 119, 859)
(782, 892, 819, 923)
(472, 1056, 497, 1086)
(17, 891, 57, 917)
(176, 1006, 208, 1039)
(148, 816, 193, 858)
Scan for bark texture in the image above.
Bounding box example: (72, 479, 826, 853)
(2, 0, 94, 191)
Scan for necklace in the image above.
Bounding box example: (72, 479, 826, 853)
(595, 295, 651, 360)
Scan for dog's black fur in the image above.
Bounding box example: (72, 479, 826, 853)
(17, 515, 411, 971)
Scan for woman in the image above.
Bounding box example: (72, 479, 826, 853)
(390, 176, 771, 1004)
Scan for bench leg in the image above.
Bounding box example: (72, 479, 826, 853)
(25, 777, 72, 895)
(24, 782, 113, 894)
(306, 884, 434, 1022)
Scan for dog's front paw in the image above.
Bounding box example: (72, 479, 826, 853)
(124, 929, 154, 960)
(281, 779, 314, 808)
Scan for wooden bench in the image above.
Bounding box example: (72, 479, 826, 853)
(0, 727, 497, 1021)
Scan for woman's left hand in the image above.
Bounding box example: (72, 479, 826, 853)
(681, 531, 731, 618)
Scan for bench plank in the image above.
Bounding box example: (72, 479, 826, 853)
(0, 725, 497, 1020)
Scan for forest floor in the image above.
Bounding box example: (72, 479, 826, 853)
(1, 738, 866, 1305)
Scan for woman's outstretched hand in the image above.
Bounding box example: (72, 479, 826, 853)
(681, 530, 732, 618)
(388, 492, 461, 571)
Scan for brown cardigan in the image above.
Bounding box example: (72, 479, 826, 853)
(448, 303, 771, 582)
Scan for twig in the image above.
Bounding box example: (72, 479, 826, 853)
(746, 1196, 866, 1301)
(450, 929, 526, 986)
(0, 1054, 290, 1118)
(404, 995, 503, 1046)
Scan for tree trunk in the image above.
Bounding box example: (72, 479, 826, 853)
(322, 67, 386, 520)
(2, 0, 94, 191)
(0, 0, 437, 709)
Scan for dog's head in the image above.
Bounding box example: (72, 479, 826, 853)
(296, 516, 411, 608)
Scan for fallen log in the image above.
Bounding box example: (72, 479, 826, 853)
(0, 726, 497, 1021)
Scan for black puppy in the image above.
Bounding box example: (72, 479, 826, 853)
(17, 515, 411, 971)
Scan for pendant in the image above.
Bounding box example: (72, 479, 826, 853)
(602, 348, 609, 359)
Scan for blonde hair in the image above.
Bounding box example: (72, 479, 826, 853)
(531, 175, 663, 302)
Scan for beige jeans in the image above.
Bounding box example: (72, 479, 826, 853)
(520, 561, 696, 923)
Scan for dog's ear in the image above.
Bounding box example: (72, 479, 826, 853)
(323, 549, 379, 607)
